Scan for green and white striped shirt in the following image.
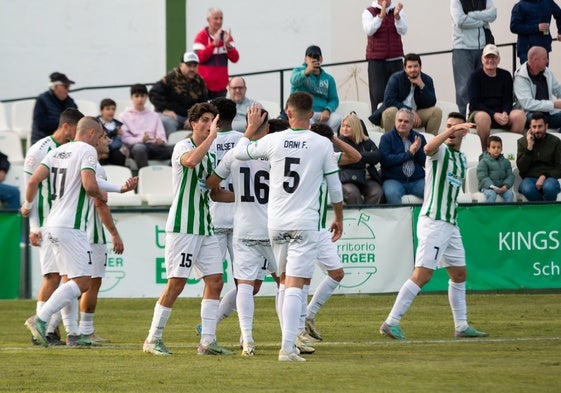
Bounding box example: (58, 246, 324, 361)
(166, 138, 216, 235)
(420, 145, 466, 225)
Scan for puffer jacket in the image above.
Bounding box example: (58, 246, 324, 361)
(476, 151, 515, 189)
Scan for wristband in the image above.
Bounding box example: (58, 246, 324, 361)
(22, 200, 33, 210)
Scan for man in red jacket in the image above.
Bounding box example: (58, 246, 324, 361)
(193, 8, 240, 99)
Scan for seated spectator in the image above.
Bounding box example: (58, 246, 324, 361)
(334, 113, 383, 205)
(516, 112, 561, 201)
(379, 108, 427, 204)
(372, 53, 442, 135)
(228, 77, 256, 132)
(468, 44, 526, 151)
(31, 72, 78, 144)
(120, 84, 173, 169)
(97, 98, 127, 166)
(476, 135, 515, 203)
(149, 51, 208, 136)
(0, 151, 20, 209)
(514, 46, 561, 130)
(290, 45, 342, 131)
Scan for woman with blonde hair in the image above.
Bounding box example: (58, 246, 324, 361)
(337, 113, 384, 205)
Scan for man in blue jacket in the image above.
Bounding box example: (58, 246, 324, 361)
(372, 53, 442, 135)
(31, 72, 78, 144)
(511, 0, 561, 63)
(379, 108, 427, 205)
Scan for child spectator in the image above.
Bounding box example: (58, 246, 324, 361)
(97, 98, 127, 166)
(120, 84, 173, 169)
(476, 135, 515, 202)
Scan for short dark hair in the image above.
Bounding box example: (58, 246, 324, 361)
(310, 123, 334, 140)
(210, 98, 237, 123)
(530, 111, 547, 124)
(448, 112, 466, 122)
(130, 83, 148, 96)
(404, 53, 422, 67)
(100, 98, 116, 110)
(188, 102, 218, 123)
(286, 92, 313, 118)
(58, 108, 84, 128)
(268, 118, 289, 133)
(487, 135, 502, 147)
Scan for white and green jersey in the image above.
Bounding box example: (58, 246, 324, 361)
(87, 163, 107, 245)
(420, 144, 467, 225)
(41, 141, 98, 231)
(23, 136, 62, 232)
(234, 129, 340, 231)
(209, 130, 242, 229)
(166, 138, 217, 235)
(214, 149, 270, 240)
(318, 152, 343, 230)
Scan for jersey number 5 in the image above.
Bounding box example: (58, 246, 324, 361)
(283, 157, 300, 193)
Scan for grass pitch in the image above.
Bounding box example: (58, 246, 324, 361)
(0, 293, 560, 392)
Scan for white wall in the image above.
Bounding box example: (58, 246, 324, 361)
(1, 0, 560, 113)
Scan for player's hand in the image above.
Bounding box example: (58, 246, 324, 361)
(121, 177, 138, 193)
(245, 104, 266, 138)
(29, 231, 42, 247)
(209, 114, 220, 140)
(329, 219, 343, 242)
(112, 234, 124, 254)
(20, 206, 31, 218)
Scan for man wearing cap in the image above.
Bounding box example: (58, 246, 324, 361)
(290, 45, 342, 131)
(149, 51, 208, 137)
(31, 72, 78, 144)
(468, 44, 526, 151)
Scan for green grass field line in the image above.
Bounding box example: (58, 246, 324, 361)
(1, 293, 560, 392)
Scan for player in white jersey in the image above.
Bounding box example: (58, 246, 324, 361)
(380, 111, 489, 340)
(22, 116, 107, 347)
(79, 135, 137, 344)
(234, 93, 344, 362)
(23, 108, 84, 345)
(207, 98, 243, 321)
(144, 103, 235, 356)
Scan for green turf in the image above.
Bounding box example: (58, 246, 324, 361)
(0, 293, 560, 392)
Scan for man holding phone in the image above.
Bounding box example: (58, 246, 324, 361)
(290, 45, 342, 131)
(516, 112, 561, 201)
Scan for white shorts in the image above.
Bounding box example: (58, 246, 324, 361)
(214, 228, 234, 263)
(38, 228, 58, 275)
(90, 243, 108, 279)
(165, 232, 223, 279)
(44, 227, 93, 279)
(233, 239, 278, 281)
(414, 216, 465, 270)
(316, 229, 342, 272)
(269, 229, 319, 279)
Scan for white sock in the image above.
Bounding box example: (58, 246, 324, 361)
(386, 279, 421, 326)
(276, 284, 285, 330)
(298, 285, 310, 333)
(47, 311, 62, 335)
(218, 287, 237, 322)
(307, 276, 339, 320)
(200, 299, 219, 346)
(281, 287, 302, 353)
(236, 284, 254, 344)
(147, 302, 172, 342)
(37, 280, 81, 324)
(36, 301, 45, 315)
(448, 280, 468, 331)
(79, 312, 95, 335)
(61, 297, 79, 336)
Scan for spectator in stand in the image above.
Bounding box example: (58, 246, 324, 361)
(451, 0, 497, 116)
(510, 0, 561, 64)
(31, 72, 78, 144)
(97, 98, 127, 166)
(374, 53, 442, 135)
(193, 8, 240, 99)
(290, 45, 342, 131)
(120, 84, 173, 169)
(149, 51, 208, 137)
(476, 135, 515, 202)
(516, 112, 561, 201)
(0, 151, 20, 209)
(379, 108, 427, 205)
(467, 44, 526, 151)
(362, 1, 407, 114)
(514, 46, 561, 129)
(336, 113, 384, 205)
(228, 77, 256, 132)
